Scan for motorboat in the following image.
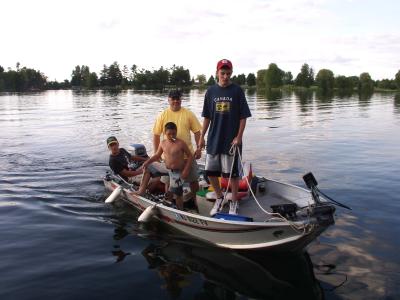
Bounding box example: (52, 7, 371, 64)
(103, 144, 343, 252)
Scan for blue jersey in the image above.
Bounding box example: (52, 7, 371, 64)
(202, 83, 251, 154)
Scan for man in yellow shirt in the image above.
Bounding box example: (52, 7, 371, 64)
(153, 90, 202, 195)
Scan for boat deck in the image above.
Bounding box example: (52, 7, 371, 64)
(196, 189, 310, 222)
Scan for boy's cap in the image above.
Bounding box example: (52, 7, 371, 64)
(107, 136, 118, 146)
(168, 90, 182, 99)
(217, 59, 233, 71)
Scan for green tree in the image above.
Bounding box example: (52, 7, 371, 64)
(99, 65, 108, 86)
(246, 73, 256, 86)
(170, 66, 191, 86)
(315, 69, 334, 91)
(107, 62, 123, 87)
(236, 74, 246, 85)
(395, 70, 400, 89)
(71, 65, 82, 86)
(265, 63, 284, 88)
(0, 64, 46, 91)
(358, 72, 374, 92)
(256, 69, 267, 87)
(376, 79, 397, 90)
(295, 63, 314, 87)
(153, 66, 170, 89)
(121, 65, 130, 87)
(196, 74, 206, 85)
(335, 75, 354, 90)
(71, 65, 97, 88)
(207, 75, 216, 85)
(283, 71, 293, 85)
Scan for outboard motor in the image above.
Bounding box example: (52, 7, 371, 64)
(127, 143, 149, 170)
(128, 143, 148, 157)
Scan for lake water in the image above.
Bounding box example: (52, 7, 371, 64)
(0, 89, 399, 299)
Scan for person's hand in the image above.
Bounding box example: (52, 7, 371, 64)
(198, 137, 205, 150)
(231, 136, 242, 146)
(142, 161, 149, 170)
(194, 148, 202, 160)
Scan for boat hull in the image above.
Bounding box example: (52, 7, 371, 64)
(103, 177, 334, 252)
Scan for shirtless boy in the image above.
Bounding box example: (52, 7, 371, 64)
(143, 122, 193, 210)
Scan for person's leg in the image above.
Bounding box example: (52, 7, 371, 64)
(230, 177, 239, 201)
(161, 175, 170, 193)
(221, 152, 241, 214)
(175, 195, 183, 210)
(134, 170, 151, 195)
(205, 154, 223, 198)
(186, 160, 199, 196)
(208, 176, 223, 198)
(147, 177, 161, 193)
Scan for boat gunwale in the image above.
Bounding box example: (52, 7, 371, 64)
(106, 179, 327, 229)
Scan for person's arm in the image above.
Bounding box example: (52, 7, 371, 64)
(181, 142, 193, 180)
(120, 168, 142, 178)
(143, 144, 164, 169)
(132, 155, 147, 162)
(193, 131, 201, 159)
(198, 118, 210, 150)
(152, 134, 161, 155)
(232, 118, 247, 146)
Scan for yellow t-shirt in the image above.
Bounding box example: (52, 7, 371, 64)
(153, 107, 202, 153)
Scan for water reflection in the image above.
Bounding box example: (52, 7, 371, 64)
(246, 87, 256, 96)
(256, 89, 283, 111)
(336, 89, 354, 99)
(315, 89, 334, 109)
(295, 89, 313, 112)
(316, 89, 334, 101)
(140, 239, 324, 299)
(394, 93, 400, 114)
(358, 90, 373, 106)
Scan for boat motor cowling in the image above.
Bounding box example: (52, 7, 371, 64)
(128, 143, 148, 158)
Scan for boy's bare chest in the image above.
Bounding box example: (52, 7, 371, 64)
(163, 142, 183, 156)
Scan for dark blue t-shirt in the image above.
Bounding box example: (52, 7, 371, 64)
(109, 148, 131, 180)
(202, 83, 251, 154)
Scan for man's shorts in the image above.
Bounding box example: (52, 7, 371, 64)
(147, 162, 169, 177)
(205, 152, 241, 178)
(168, 169, 184, 196)
(160, 160, 199, 184)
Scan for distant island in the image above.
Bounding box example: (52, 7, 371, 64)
(0, 61, 399, 93)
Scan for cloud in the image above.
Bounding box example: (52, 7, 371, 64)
(0, 0, 398, 80)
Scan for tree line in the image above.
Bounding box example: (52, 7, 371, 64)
(0, 63, 47, 92)
(68, 62, 257, 90)
(1, 61, 399, 92)
(0, 62, 257, 92)
(257, 63, 400, 93)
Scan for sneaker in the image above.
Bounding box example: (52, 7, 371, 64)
(210, 196, 225, 216)
(229, 200, 239, 215)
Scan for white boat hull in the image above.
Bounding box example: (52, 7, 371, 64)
(103, 173, 335, 252)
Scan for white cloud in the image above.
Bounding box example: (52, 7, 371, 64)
(0, 0, 398, 80)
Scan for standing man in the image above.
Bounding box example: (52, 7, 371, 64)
(199, 59, 252, 215)
(153, 90, 202, 196)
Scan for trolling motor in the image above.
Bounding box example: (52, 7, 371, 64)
(303, 172, 351, 210)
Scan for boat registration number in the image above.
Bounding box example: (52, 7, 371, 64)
(175, 213, 208, 226)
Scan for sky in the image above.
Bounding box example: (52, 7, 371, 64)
(1, 0, 399, 81)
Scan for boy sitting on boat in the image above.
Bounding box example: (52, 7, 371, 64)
(142, 122, 193, 210)
(107, 136, 162, 191)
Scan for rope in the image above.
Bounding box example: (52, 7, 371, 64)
(228, 144, 310, 234)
